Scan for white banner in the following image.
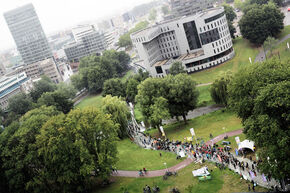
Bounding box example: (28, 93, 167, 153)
(190, 128, 195, 136)
(160, 126, 165, 135)
(235, 136, 240, 145)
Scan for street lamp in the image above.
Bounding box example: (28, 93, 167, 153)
(223, 127, 228, 139)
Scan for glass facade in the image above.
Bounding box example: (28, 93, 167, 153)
(183, 21, 201, 50)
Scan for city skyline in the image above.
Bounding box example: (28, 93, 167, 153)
(0, 0, 151, 51)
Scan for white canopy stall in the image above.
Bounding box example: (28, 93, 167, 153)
(238, 140, 255, 151)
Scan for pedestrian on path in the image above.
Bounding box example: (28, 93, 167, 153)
(160, 152, 162, 157)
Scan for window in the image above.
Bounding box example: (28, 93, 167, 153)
(177, 23, 179, 27)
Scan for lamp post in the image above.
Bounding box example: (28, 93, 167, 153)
(223, 127, 228, 139)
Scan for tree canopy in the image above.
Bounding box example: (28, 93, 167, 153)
(8, 93, 33, 115)
(0, 106, 119, 193)
(169, 61, 186, 75)
(228, 58, 290, 180)
(239, 2, 284, 45)
(210, 71, 232, 106)
(71, 50, 130, 93)
(30, 76, 57, 102)
(103, 78, 126, 97)
(102, 95, 131, 139)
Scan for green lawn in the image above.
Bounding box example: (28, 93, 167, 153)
(121, 70, 134, 82)
(190, 38, 259, 84)
(197, 85, 214, 107)
(116, 139, 183, 171)
(93, 161, 266, 193)
(278, 25, 290, 39)
(75, 94, 103, 109)
(134, 103, 144, 123)
(267, 38, 290, 62)
(148, 109, 242, 143)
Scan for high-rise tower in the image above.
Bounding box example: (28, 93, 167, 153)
(4, 3, 52, 65)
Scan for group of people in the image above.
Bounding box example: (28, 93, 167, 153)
(142, 184, 160, 193)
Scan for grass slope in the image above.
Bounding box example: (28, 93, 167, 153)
(75, 94, 103, 109)
(197, 85, 214, 107)
(190, 38, 259, 84)
(116, 139, 183, 171)
(93, 162, 266, 193)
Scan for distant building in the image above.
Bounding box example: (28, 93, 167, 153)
(170, 0, 214, 17)
(131, 7, 234, 77)
(64, 25, 107, 71)
(4, 3, 52, 65)
(72, 25, 96, 42)
(6, 58, 62, 84)
(0, 63, 6, 76)
(0, 72, 33, 111)
(122, 12, 131, 22)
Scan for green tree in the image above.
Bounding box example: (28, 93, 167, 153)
(148, 97, 170, 132)
(102, 95, 131, 139)
(239, 2, 284, 45)
(249, 0, 283, 6)
(8, 93, 33, 115)
(169, 61, 186, 75)
(126, 78, 139, 103)
(228, 58, 290, 179)
(71, 73, 86, 91)
(223, 4, 237, 22)
(37, 91, 73, 114)
(161, 5, 169, 15)
(149, 8, 157, 21)
(0, 106, 60, 193)
(210, 71, 232, 106)
(165, 74, 199, 123)
(234, 0, 244, 9)
(31, 108, 118, 193)
(56, 82, 77, 99)
(30, 76, 57, 102)
(263, 36, 278, 56)
(103, 78, 126, 97)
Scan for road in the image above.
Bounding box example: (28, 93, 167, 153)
(281, 6, 290, 26)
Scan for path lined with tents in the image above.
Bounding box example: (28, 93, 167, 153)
(113, 129, 243, 178)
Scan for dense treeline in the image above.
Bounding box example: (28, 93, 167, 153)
(71, 50, 130, 93)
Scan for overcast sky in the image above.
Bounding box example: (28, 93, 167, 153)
(0, 0, 151, 51)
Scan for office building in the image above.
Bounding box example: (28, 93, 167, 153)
(64, 26, 107, 67)
(131, 7, 234, 77)
(0, 72, 33, 111)
(170, 0, 214, 17)
(6, 58, 62, 84)
(4, 3, 52, 65)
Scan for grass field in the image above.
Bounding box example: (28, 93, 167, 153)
(116, 139, 183, 171)
(75, 94, 103, 109)
(278, 25, 290, 39)
(197, 85, 214, 107)
(93, 161, 266, 193)
(267, 38, 290, 62)
(148, 109, 242, 143)
(190, 38, 259, 84)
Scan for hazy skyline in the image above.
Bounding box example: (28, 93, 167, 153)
(0, 0, 152, 51)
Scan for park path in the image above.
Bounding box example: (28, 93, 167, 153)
(254, 34, 290, 63)
(196, 82, 212, 87)
(163, 104, 223, 125)
(112, 129, 243, 178)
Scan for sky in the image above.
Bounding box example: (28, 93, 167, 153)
(0, 0, 151, 51)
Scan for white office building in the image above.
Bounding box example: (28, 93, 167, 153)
(131, 7, 234, 77)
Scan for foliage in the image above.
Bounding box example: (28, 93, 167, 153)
(0, 106, 119, 193)
(71, 50, 130, 93)
(56, 82, 77, 99)
(223, 4, 237, 22)
(161, 5, 169, 15)
(136, 74, 199, 123)
(118, 21, 149, 48)
(0, 106, 60, 193)
(149, 97, 170, 131)
(234, 0, 244, 9)
(126, 78, 139, 103)
(249, 0, 283, 6)
(8, 93, 33, 115)
(103, 78, 126, 97)
(228, 59, 290, 179)
(263, 36, 278, 56)
(102, 95, 131, 139)
(239, 2, 284, 45)
(30, 76, 57, 102)
(37, 91, 74, 114)
(210, 71, 232, 106)
(149, 8, 157, 21)
(169, 61, 186, 75)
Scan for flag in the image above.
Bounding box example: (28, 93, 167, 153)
(235, 149, 239, 156)
(190, 128, 195, 136)
(250, 171, 255, 179)
(217, 154, 222, 162)
(262, 174, 267, 182)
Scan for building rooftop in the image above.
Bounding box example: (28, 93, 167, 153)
(177, 49, 204, 61)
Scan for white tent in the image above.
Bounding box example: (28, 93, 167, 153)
(192, 167, 210, 177)
(238, 140, 255, 151)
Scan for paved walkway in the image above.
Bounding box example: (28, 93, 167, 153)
(254, 34, 290, 63)
(196, 82, 212, 87)
(113, 129, 243, 178)
(163, 104, 223, 124)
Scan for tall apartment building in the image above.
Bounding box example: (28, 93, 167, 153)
(131, 7, 234, 77)
(64, 25, 107, 66)
(170, 0, 214, 17)
(4, 4, 52, 65)
(0, 72, 33, 111)
(6, 58, 62, 84)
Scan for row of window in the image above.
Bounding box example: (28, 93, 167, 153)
(213, 41, 232, 54)
(204, 12, 225, 23)
(200, 16, 226, 33)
